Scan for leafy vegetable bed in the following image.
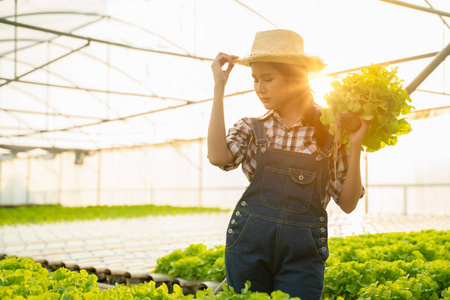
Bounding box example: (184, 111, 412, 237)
(324, 230, 450, 299)
(153, 230, 450, 300)
(2, 230, 449, 299)
(154, 244, 225, 282)
(0, 256, 297, 299)
(0, 205, 227, 226)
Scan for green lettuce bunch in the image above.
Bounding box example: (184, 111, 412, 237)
(320, 64, 414, 152)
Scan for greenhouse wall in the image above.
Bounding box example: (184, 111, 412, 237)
(0, 115, 449, 216)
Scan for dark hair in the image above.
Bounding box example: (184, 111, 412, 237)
(268, 62, 330, 148)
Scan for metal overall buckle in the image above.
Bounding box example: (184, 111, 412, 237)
(316, 147, 331, 161)
(255, 138, 269, 153)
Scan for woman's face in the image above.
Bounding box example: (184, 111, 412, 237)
(251, 62, 289, 111)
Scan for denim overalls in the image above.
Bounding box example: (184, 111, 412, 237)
(225, 118, 331, 300)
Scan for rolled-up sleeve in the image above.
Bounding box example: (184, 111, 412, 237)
(219, 118, 252, 172)
(327, 145, 365, 203)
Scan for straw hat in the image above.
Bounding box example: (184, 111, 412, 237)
(234, 29, 325, 72)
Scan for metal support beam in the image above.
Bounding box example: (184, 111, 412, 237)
(0, 144, 96, 154)
(379, 0, 450, 18)
(406, 42, 450, 95)
(423, 0, 450, 30)
(1, 89, 254, 138)
(0, 42, 90, 88)
(325, 51, 438, 77)
(0, 77, 191, 102)
(0, 108, 103, 120)
(234, 0, 278, 28)
(0, 17, 104, 57)
(416, 89, 450, 97)
(2, 53, 158, 137)
(1, 11, 191, 55)
(0, 18, 214, 62)
(1, 41, 190, 117)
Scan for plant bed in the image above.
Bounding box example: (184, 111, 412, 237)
(0, 256, 300, 299)
(152, 230, 450, 300)
(0, 204, 228, 225)
(2, 230, 449, 299)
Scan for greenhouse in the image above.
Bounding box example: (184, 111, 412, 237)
(0, 0, 450, 299)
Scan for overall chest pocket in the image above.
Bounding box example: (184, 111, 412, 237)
(261, 167, 316, 213)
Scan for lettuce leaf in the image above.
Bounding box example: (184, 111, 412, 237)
(320, 64, 414, 152)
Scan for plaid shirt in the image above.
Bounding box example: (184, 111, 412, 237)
(220, 109, 356, 209)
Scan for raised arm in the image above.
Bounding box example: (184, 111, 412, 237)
(207, 52, 238, 166)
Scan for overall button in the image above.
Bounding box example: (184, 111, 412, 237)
(320, 227, 326, 233)
(228, 229, 234, 234)
(235, 211, 241, 216)
(241, 201, 248, 206)
(261, 146, 266, 153)
(321, 246, 327, 251)
(298, 175, 304, 180)
(319, 216, 325, 222)
(231, 219, 236, 224)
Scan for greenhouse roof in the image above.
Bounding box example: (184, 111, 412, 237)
(0, 0, 449, 157)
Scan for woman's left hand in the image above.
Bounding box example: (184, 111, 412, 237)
(348, 118, 370, 148)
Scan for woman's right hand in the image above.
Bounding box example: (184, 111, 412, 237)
(211, 52, 239, 86)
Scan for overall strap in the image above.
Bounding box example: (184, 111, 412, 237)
(250, 118, 269, 154)
(316, 132, 332, 161)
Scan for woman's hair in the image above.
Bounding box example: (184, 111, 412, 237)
(268, 62, 330, 148)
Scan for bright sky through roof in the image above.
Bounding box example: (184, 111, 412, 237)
(0, 0, 449, 149)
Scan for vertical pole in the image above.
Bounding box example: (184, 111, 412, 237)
(106, 17, 111, 121)
(149, 148, 153, 205)
(198, 138, 203, 207)
(14, 0, 18, 78)
(26, 157, 31, 205)
(97, 150, 102, 206)
(46, 41, 50, 132)
(58, 153, 63, 205)
(145, 148, 151, 204)
(403, 186, 408, 216)
(443, 23, 447, 93)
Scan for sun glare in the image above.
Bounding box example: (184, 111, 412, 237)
(310, 75, 335, 108)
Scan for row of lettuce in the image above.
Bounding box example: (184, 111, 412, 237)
(153, 229, 450, 299)
(1, 229, 449, 299)
(0, 256, 296, 300)
(0, 205, 227, 225)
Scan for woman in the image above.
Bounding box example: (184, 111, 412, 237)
(208, 29, 367, 300)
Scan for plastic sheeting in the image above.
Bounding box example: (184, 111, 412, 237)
(0, 0, 449, 152)
(0, 0, 449, 213)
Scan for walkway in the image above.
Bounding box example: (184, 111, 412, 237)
(1, 212, 449, 286)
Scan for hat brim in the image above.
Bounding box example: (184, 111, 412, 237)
(234, 54, 325, 72)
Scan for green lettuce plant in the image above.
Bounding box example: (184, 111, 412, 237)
(320, 64, 414, 152)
